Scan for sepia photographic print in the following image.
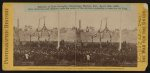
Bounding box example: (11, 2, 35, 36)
(13, 4, 137, 67)
(2, 3, 148, 71)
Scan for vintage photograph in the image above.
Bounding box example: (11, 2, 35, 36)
(13, 4, 137, 66)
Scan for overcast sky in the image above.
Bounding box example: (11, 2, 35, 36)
(14, 3, 138, 31)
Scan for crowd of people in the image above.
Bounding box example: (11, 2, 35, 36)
(14, 41, 137, 66)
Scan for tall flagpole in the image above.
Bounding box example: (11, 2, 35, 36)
(99, 19, 102, 48)
(37, 18, 40, 41)
(74, 11, 77, 66)
(118, 12, 122, 51)
(17, 18, 20, 42)
(57, 11, 60, 50)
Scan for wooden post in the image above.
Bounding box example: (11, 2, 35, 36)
(57, 11, 60, 50)
(118, 12, 122, 51)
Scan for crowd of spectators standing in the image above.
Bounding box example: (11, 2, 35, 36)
(14, 41, 137, 66)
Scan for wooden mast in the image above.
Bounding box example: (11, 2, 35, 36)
(118, 12, 122, 51)
(17, 18, 20, 42)
(57, 11, 60, 50)
(99, 19, 102, 48)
